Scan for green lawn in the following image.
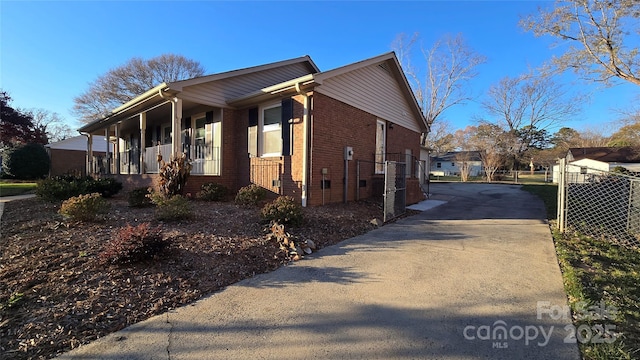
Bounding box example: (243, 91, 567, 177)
(0, 182, 37, 197)
(430, 172, 552, 184)
(521, 183, 558, 219)
(523, 184, 640, 360)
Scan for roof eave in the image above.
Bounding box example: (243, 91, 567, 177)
(78, 83, 175, 133)
(227, 75, 316, 107)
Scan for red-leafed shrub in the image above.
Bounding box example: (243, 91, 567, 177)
(99, 223, 169, 264)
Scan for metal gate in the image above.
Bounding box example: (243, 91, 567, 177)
(383, 161, 407, 222)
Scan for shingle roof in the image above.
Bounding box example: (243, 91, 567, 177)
(568, 147, 640, 163)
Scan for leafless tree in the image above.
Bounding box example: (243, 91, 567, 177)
(424, 120, 456, 155)
(481, 73, 580, 166)
(608, 112, 640, 146)
(522, 0, 640, 86)
(73, 54, 205, 123)
(455, 124, 508, 182)
(393, 33, 486, 144)
(26, 108, 75, 143)
(454, 151, 473, 182)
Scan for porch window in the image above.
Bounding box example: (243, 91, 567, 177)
(262, 103, 282, 157)
(375, 119, 386, 174)
(194, 117, 206, 158)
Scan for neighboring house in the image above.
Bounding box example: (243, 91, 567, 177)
(430, 151, 483, 177)
(78, 52, 428, 206)
(46, 135, 112, 176)
(552, 146, 640, 183)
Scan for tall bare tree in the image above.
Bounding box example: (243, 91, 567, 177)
(454, 124, 508, 182)
(522, 0, 640, 86)
(423, 120, 456, 155)
(73, 54, 205, 123)
(454, 151, 473, 182)
(481, 73, 580, 166)
(26, 108, 75, 143)
(393, 33, 486, 143)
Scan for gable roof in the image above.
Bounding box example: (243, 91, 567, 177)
(314, 52, 427, 133)
(568, 147, 640, 163)
(79, 56, 318, 133)
(168, 56, 319, 90)
(228, 52, 428, 133)
(431, 151, 482, 162)
(79, 53, 428, 135)
(45, 135, 111, 152)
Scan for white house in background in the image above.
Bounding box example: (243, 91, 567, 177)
(45, 135, 113, 176)
(430, 151, 483, 177)
(552, 146, 640, 183)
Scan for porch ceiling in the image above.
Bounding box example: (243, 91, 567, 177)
(81, 97, 203, 136)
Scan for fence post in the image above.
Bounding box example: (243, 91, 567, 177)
(557, 158, 566, 232)
(628, 180, 635, 233)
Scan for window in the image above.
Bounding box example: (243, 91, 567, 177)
(248, 99, 292, 158)
(437, 162, 442, 168)
(451, 162, 455, 167)
(163, 126, 172, 144)
(194, 117, 207, 159)
(262, 103, 282, 156)
(375, 120, 386, 174)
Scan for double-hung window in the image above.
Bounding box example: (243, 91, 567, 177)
(261, 103, 282, 157)
(248, 99, 292, 158)
(375, 119, 386, 174)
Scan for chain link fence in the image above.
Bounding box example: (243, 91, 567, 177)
(557, 158, 640, 248)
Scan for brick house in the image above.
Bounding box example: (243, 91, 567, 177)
(78, 52, 429, 206)
(45, 135, 111, 176)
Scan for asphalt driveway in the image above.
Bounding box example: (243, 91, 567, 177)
(58, 183, 579, 359)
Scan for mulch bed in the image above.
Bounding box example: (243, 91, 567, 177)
(0, 196, 411, 359)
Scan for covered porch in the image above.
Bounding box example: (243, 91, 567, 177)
(80, 84, 223, 177)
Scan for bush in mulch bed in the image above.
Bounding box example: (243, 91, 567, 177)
(99, 223, 170, 264)
(59, 193, 110, 222)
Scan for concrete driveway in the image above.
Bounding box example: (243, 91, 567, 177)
(59, 183, 579, 359)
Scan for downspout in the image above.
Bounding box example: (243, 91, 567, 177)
(296, 82, 309, 207)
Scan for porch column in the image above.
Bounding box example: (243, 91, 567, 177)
(140, 112, 146, 174)
(171, 97, 183, 156)
(115, 122, 121, 174)
(87, 134, 93, 176)
(104, 127, 111, 175)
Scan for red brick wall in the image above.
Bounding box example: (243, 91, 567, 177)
(183, 108, 246, 196)
(49, 149, 107, 177)
(308, 93, 423, 206)
(109, 174, 156, 193)
(112, 93, 425, 206)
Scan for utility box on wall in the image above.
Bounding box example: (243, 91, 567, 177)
(344, 146, 354, 160)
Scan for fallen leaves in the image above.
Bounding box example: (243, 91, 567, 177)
(0, 197, 383, 359)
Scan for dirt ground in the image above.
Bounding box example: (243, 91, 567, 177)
(0, 196, 407, 359)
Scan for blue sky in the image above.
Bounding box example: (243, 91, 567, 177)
(1, 1, 637, 134)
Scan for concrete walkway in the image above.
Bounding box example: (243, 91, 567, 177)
(58, 183, 578, 359)
(0, 193, 36, 224)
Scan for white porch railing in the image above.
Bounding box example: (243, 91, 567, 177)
(144, 144, 220, 175)
(144, 144, 173, 174)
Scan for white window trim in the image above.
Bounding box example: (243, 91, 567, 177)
(186, 110, 223, 176)
(260, 101, 282, 158)
(375, 119, 386, 174)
